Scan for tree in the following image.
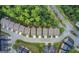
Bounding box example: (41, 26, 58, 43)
(61, 5, 79, 23)
(0, 5, 59, 27)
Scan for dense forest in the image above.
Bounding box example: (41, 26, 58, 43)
(0, 5, 59, 28)
(61, 5, 79, 23)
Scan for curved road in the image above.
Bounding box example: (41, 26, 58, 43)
(49, 5, 79, 47)
(49, 5, 79, 36)
(1, 5, 79, 47)
(1, 28, 69, 44)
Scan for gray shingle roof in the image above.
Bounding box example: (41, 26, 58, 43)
(43, 28, 48, 36)
(74, 37, 79, 47)
(13, 23, 20, 31)
(53, 28, 60, 36)
(1, 18, 10, 28)
(64, 38, 74, 47)
(17, 47, 29, 53)
(49, 46, 56, 53)
(43, 45, 49, 53)
(8, 21, 15, 29)
(18, 25, 25, 32)
(37, 27, 42, 36)
(1, 17, 60, 37)
(24, 27, 30, 35)
(49, 27, 53, 36)
(0, 35, 11, 52)
(31, 27, 36, 35)
(1, 18, 4, 26)
(61, 43, 70, 51)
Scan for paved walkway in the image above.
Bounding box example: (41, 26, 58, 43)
(49, 5, 79, 36)
(1, 28, 68, 44)
(1, 6, 79, 51)
(49, 5, 79, 51)
(1, 26, 77, 44)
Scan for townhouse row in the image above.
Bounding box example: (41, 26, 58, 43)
(1, 17, 60, 38)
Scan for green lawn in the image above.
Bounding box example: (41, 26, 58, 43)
(53, 42, 79, 53)
(53, 42, 62, 52)
(68, 48, 79, 53)
(13, 39, 45, 53)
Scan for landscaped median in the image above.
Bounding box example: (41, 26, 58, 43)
(13, 39, 45, 53)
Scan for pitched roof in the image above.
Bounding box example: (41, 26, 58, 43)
(18, 25, 25, 32)
(37, 27, 42, 36)
(49, 27, 53, 36)
(24, 27, 30, 35)
(0, 36, 11, 52)
(64, 38, 74, 47)
(18, 47, 29, 53)
(61, 43, 70, 51)
(1, 18, 4, 25)
(1, 18, 10, 27)
(13, 23, 20, 31)
(31, 27, 36, 35)
(49, 46, 56, 53)
(8, 21, 15, 29)
(43, 45, 49, 53)
(53, 28, 60, 36)
(43, 28, 48, 36)
(73, 37, 79, 47)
